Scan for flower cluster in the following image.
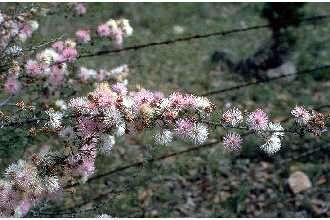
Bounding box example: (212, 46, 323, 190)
(0, 11, 39, 50)
(23, 39, 78, 88)
(75, 29, 91, 43)
(78, 64, 129, 83)
(4, 20, 132, 94)
(2, 12, 133, 97)
(97, 18, 133, 48)
(0, 156, 61, 217)
(0, 82, 216, 217)
(43, 84, 213, 184)
(64, 83, 214, 147)
(220, 107, 284, 154)
(1, 11, 39, 95)
(72, 3, 87, 15)
(1, 81, 328, 217)
(291, 106, 327, 135)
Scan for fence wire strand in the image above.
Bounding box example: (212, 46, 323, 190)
(78, 14, 330, 59)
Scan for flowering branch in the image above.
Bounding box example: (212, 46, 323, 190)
(0, 4, 329, 218)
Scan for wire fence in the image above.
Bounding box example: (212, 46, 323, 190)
(46, 10, 330, 217)
(78, 14, 330, 59)
(1, 7, 330, 217)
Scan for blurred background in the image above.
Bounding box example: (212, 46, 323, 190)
(0, 2, 329, 217)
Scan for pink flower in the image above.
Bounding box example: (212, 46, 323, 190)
(14, 170, 34, 191)
(80, 143, 97, 159)
(74, 3, 87, 15)
(52, 41, 64, 52)
(48, 65, 65, 86)
(76, 158, 95, 177)
(59, 47, 78, 62)
(67, 155, 95, 179)
(97, 24, 111, 37)
(169, 92, 184, 108)
(182, 94, 197, 109)
(91, 85, 115, 107)
(175, 118, 193, 139)
(111, 82, 127, 95)
(68, 142, 97, 178)
(75, 29, 91, 43)
(153, 91, 164, 101)
(0, 188, 19, 210)
(223, 132, 242, 152)
(111, 28, 123, 48)
(25, 60, 44, 77)
(221, 107, 243, 127)
(4, 78, 21, 94)
(132, 89, 155, 109)
(291, 106, 311, 125)
(247, 108, 269, 131)
(22, 24, 33, 36)
(18, 24, 33, 41)
(17, 199, 32, 217)
(77, 117, 99, 138)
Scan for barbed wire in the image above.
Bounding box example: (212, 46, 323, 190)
(55, 137, 329, 217)
(1, 7, 329, 217)
(201, 64, 330, 96)
(78, 14, 330, 59)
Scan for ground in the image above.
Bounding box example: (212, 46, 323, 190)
(0, 3, 329, 217)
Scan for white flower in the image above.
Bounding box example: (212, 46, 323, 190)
(5, 160, 23, 178)
(109, 64, 128, 77)
(6, 45, 23, 56)
(44, 176, 60, 192)
(64, 38, 76, 48)
(116, 123, 126, 137)
(190, 123, 208, 145)
(119, 19, 133, 37)
(97, 214, 112, 218)
(0, 13, 4, 23)
(68, 97, 91, 113)
(173, 25, 185, 34)
(46, 108, 63, 129)
(154, 129, 173, 145)
(106, 19, 118, 30)
(103, 107, 123, 127)
(55, 99, 67, 111)
(19, 32, 29, 42)
(268, 122, 284, 137)
(37, 48, 59, 64)
(260, 135, 282, 154)
(223, 132, 242, 152)
(195, 97, 211, 110)
(122, 96, 134, 109)
(221, 107, 243, 127)
(159, 98, 170, 111)
(28, 20, 39, 31)
(99, 135, 116, 155)
(79, 66, 97, 81)
(122, 79, 128, 86)
(291, 106, 311, 125)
